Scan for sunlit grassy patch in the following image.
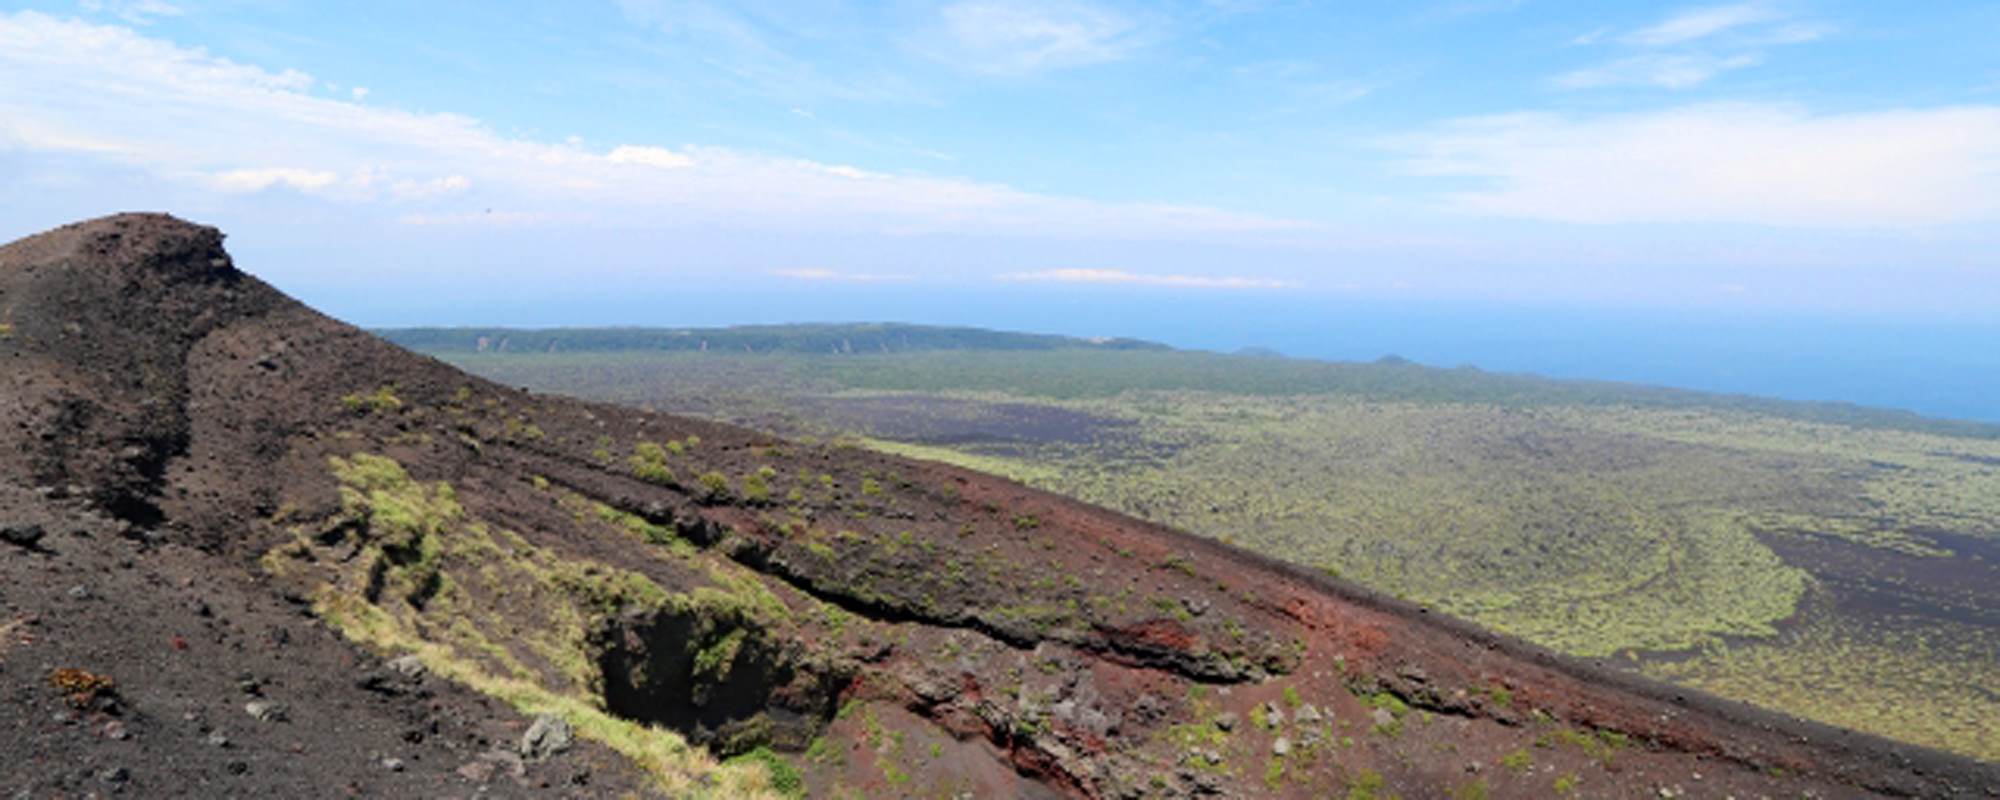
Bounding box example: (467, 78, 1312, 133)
(283, 454, 791, 797)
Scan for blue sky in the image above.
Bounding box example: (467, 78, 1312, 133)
(2, 0, 1999, 322)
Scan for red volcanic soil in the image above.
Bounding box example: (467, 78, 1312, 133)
(2, 214, 1996, 798)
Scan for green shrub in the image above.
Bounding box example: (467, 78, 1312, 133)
(628, 442, 677, 486)
(742, 470, 772, 505)
(699, 471, 732, 501)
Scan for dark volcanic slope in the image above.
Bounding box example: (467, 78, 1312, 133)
(2, 215, 1995, 799)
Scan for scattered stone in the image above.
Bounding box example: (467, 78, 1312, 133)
(519, 714, 573, 761)
(244, 700, 286, 723)
(1271, 736, 1292, 756)
(1, 523, 45, 549)
(386, 655, 427, 680)
(236, 673, 261, 696)
(66, 585, 91, 600)
(226, 761, 249, 776)
(381, 757, 406, 772)
(206, 731, 232, 748)
(1294, 703, 1323, 724)
(908, 671, 962, 704)
(1212, 711, 1238, 731)
(458, 760, 497, 783)
(1179, 596, 1210, 617)
(355, 670, 400, 696)
(1371, 708, 1396, 728)
(98, 766, 129, 785)
(472, 749, 528, 782)
(1262, 701, 1285, 728)
(102, 720, 130, 741)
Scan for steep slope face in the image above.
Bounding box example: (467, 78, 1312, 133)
(2, 214, 1995, 798)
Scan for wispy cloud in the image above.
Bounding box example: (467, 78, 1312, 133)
(614, 0, 927, 104)
(1554, 53, 1761, 90)
(999, 268, 1296, 289)
(0, 12, 1300, 240)
(1558, 2, 1825, 90)
(924, 1, 1157, 76)
(770, 268, 914, 283)
(1394, 103, 2000, 226)
(1623, 3, 1778, 46)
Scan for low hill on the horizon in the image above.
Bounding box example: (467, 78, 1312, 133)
(381, 322, 2000, 441)
(378, 323, 1170, 357)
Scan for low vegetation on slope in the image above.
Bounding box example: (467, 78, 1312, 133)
(10, 218, 1994, 798)
(413, 339, 2000, 762)
(262, 453, 787, 796)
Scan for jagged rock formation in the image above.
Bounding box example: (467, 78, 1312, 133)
(2, 214, 1996, 798)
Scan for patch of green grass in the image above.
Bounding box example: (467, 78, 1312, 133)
(725, 747, 804, 799)
(1346, 768, 1385, 800)
(294, 454, 796, 797)
(340, 385, 403, 414)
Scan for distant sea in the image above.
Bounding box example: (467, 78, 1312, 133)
(337, 285, 2000, 425)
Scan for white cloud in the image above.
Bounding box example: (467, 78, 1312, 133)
(0, 11, 1299, 240)
(999, 268, 1296, 289)
(391, 174, 471, 199)
(351, 86, 370, 100)
(770, 268, 913, 282)
(206, 167, 340, 193)
(605, 145, 695, 169)
(1395, 103, 2000, 227)
(1624, 3, 1778, 46)
(929, 1, 1153, 75)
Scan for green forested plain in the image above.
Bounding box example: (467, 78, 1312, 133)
(397, 326, 2000, 761)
